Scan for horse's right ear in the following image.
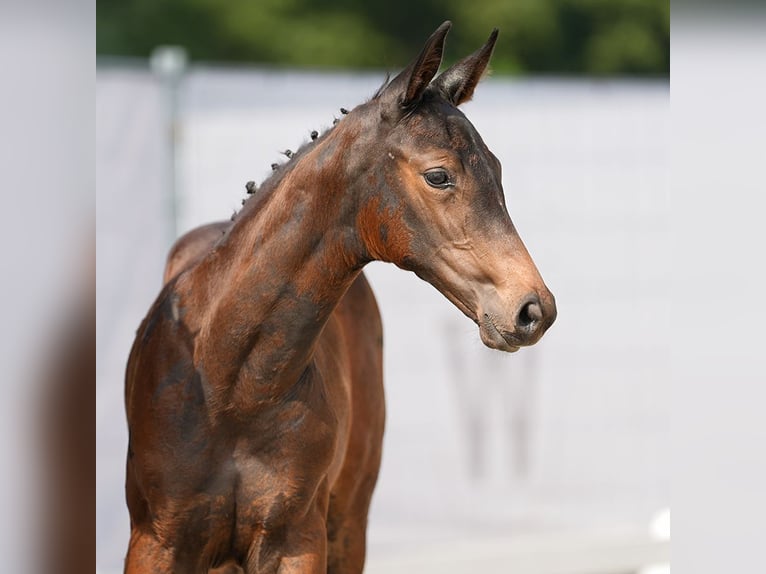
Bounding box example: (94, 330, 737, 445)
(380, 21, 452, 108)
(432, 28, 498, 107)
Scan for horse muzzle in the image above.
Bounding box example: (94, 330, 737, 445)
(478, 291, 557, 352)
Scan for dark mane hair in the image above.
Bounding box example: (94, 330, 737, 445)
(226, 74, 400, 232)
(370, 72, 392, 100)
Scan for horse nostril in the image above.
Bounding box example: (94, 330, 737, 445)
(517, 299, 543, 331)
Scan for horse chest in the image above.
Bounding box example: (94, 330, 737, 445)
(228, 375, 341, 521)
(226, 338, 352, 477)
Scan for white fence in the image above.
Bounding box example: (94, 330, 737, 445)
(97, 64, 669, 573)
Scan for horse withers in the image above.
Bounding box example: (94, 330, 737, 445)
(124, 21, 556, 574)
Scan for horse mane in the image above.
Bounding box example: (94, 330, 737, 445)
(233, 134, 327, 218)
(371, 72, 392, 100)
(225, 76, 395, 232)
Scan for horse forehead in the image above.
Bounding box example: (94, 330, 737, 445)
(403, 106, 484, 152)
(445, 114, 485, 151)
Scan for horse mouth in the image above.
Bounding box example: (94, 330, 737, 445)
(439, 288, 521, 352)
(479, 315, 521, 353)
(434, 285, 526, 353)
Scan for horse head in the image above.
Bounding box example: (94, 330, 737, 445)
(348, 21, 556, 351)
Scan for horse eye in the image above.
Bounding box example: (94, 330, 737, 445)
(423, 169, 451, 189)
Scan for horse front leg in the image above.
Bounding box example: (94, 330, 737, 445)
(124, 528, 180, 574)
(243, 497, 329, 574)
(126, 526, 227, 574)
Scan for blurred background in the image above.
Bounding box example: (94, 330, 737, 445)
(97, 0, 669, 76)
(97, 2, 669, 573)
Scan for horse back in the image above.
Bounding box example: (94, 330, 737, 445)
(163, 221, 228, 284)
(323, 271, 385, 514)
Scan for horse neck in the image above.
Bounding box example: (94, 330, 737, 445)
(184, 128, 367, 403)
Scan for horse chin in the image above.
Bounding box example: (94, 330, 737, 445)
(478, 317, 521, 353)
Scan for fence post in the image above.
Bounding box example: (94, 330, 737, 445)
(150, 46, 187, 244)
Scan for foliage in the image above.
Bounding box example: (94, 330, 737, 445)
(97, 0, 669, 76)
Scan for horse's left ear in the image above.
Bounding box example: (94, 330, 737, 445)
(433, 29, 499, 106)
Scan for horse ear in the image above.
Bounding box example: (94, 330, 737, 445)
(432, 29, 498, 106)
(383, 21, 452, 107)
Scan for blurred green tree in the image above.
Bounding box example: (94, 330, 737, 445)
(97, 0, 668, 76)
